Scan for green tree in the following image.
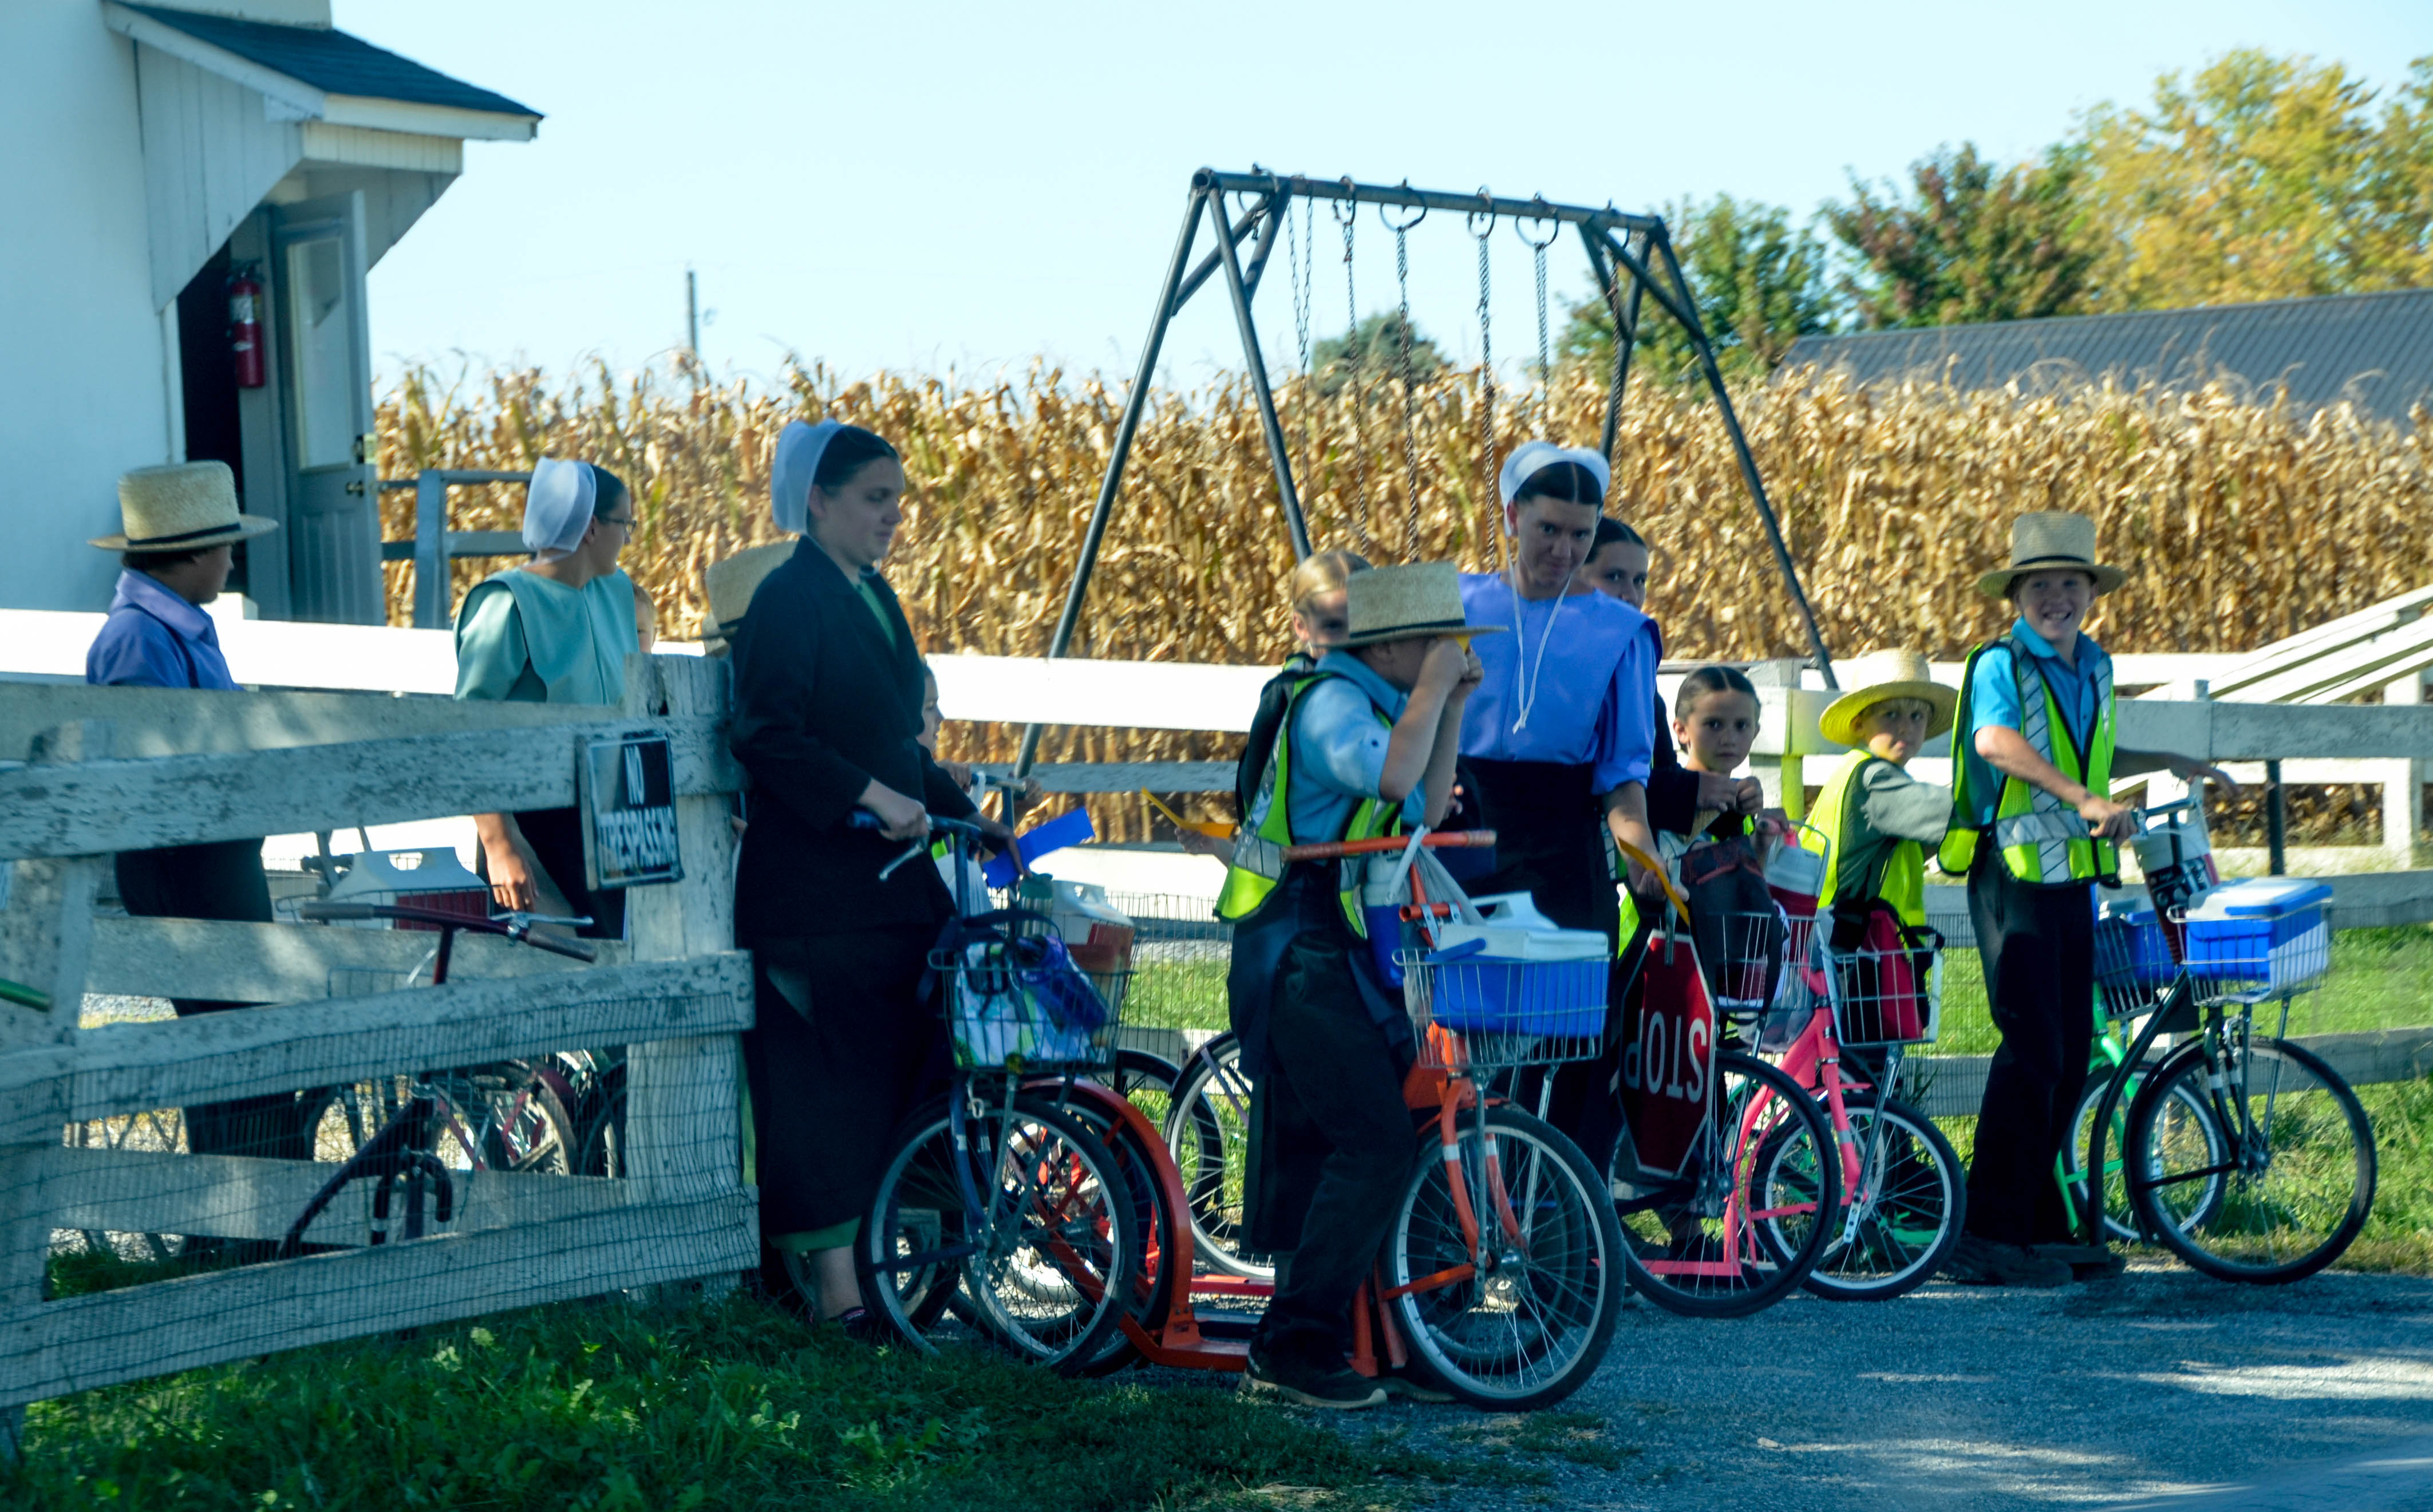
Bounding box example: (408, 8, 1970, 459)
(2072, 50, 2433, 310)
(1311, 310, 1444, 396)
(1824, 143, 2098, 329)
(1558, 195, 1834, 386)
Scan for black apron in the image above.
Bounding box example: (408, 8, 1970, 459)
(1463, 757, 1617, 950)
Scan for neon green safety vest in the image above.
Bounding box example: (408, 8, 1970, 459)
(1938, 634, 2117, 885)
(1214, 672, 1402, 934)
(1804, 750, 1926, 926)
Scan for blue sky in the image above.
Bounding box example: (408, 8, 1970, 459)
(343, 0, 2427, 390)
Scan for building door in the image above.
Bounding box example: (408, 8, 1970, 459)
(272, 191, 383, 625)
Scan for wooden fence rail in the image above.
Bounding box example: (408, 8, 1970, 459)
(0, 655, 752, 1437)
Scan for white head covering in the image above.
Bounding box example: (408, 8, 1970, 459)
(772, 419, 843, 535)
(522, 458, 597, 558)
(1498, 441, 1612, 507)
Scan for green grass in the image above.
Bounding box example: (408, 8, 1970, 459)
(1131, 958, 1231, 1033)
(5, 1293, 1504, 1511)
(1920, 924, 2433, 1059)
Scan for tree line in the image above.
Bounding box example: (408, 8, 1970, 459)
(1383, 50, 2430, 388)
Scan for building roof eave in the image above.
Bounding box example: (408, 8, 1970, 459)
(100, 1, 541, 140)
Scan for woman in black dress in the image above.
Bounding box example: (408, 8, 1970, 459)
(726, 419, 1002, 1328)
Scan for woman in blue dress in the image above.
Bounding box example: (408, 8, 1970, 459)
(1458, 441, 1662, 1177)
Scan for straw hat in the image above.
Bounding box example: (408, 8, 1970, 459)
(702, 541, 795, 645)
(89, 461, 276, 551)
(1975, 511, 2126, 599)
(1334, 561, 1503, 648)
(1819, 649, 1958, 747)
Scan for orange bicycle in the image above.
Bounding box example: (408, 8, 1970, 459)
(863, 826, 1627, 1409)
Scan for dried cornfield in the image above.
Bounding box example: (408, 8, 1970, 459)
(378, 361, 2433, 838)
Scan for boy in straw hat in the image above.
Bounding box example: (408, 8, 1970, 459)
(1806, 649, 1959, 935)
(85, 462, 311, 1192)
(1217, 560, 1486, 1410)
(1938, 512, 2231, 1287)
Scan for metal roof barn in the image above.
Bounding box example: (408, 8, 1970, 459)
(1778, 289, 2433, 424)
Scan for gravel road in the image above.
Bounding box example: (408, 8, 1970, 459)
(1270, 1266, 2433, 1510)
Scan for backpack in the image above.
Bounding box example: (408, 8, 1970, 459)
(1676, 833, 1785, 1019)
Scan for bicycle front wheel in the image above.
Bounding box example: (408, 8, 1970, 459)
(860, 1095, 1139, 1373)
(2128, 1036, 2375, 1284)
(1782, 1093, 1964, 1302)
(1617, 1050, 1840, 1318)
(1383, 1106, 1623, 1410)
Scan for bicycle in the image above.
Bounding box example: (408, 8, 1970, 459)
(279, 899, 598, 1256)
(1748, 893, 1968, 1303)
(1606, 843, 1845, 1318)
(867, 823, 1629, 1408)
(853, 813, 1144, 1375)
(2079, 799, 2377, 1282)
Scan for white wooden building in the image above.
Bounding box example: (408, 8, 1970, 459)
(0, 1, 536, 623)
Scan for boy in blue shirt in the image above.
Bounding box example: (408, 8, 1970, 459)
(1215, 562, 1487, 1409)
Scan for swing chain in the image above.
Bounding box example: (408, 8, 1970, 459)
(1469, 194, 1503, 574)
(1515, 198, 1561, 429)
(1381, 190, 1427, 562)
(1334, 185, 1374, 556)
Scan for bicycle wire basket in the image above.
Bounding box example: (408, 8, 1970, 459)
(1395, 948, 1607, 1071)
(1820, 939, 1943, 1048)
(932, 930, 1128, 1072)
(2178, 900, 2332, 1007)
(2092, 905, 2178, 1020)
(1693, 907, 1818, 1053)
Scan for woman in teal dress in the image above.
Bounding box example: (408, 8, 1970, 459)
(453, 457, 643, 938)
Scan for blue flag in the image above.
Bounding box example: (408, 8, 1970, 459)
(982, 806, 1095, 889)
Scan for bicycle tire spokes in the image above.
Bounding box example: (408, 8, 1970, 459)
(1384, 1108, 1622, 1408)
(2128, 1036, 2375, 1282)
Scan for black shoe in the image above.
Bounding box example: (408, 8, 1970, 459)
(1939, 1235, 2071, 1288)
(829, 1306, 892, 1344)
(1245, 1345, 1386, 1410)
(1375, 1368, 1456, 1404)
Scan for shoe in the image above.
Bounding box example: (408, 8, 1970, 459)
(1245, 1345, 1387, 1410)
(1375, 1368, 1456, 1404)
(1939, 1235, 2071, 1288)
(828, 1306, 893, 1344)
(2033, 1243, 2127, 1282)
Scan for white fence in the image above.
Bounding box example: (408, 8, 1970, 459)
(0, 655, 753, 1442)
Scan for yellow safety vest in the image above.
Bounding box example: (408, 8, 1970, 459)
(1938, 635, 2117, 885)
(1804, 750, 1926, 926)
(1214, 672, 1401, 934)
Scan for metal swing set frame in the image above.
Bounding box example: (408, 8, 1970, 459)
(1013, 167, 1840, 778)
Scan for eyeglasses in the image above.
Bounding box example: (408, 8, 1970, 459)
(600, 515, 637, 530)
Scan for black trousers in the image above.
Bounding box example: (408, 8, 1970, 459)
(116, 840, 311, 1162)
(1246, 930, 1418, 1371)
(742, 925, 940, 1238)
(1964, 850, 2095, 1246)
(1539, 922, 1653, 1183)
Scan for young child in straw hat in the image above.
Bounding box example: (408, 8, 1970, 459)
(1804, 649, 1958, 937)
(1218, 560, 1487, 1411)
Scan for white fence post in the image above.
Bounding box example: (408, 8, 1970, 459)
(2387, 670, 2423, 865)
(0, 722, 109, 1458)
(618, 656, 748, 1293)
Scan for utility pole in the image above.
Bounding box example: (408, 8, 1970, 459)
(685, 268, 700, 361)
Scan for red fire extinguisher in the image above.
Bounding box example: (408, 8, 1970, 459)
(229, 266, 265, 389)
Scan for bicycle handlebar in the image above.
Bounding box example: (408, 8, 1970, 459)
(1280, 830, 1496, 862)
(846, 810, 986, 838)
(294, 901, 601, 962)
